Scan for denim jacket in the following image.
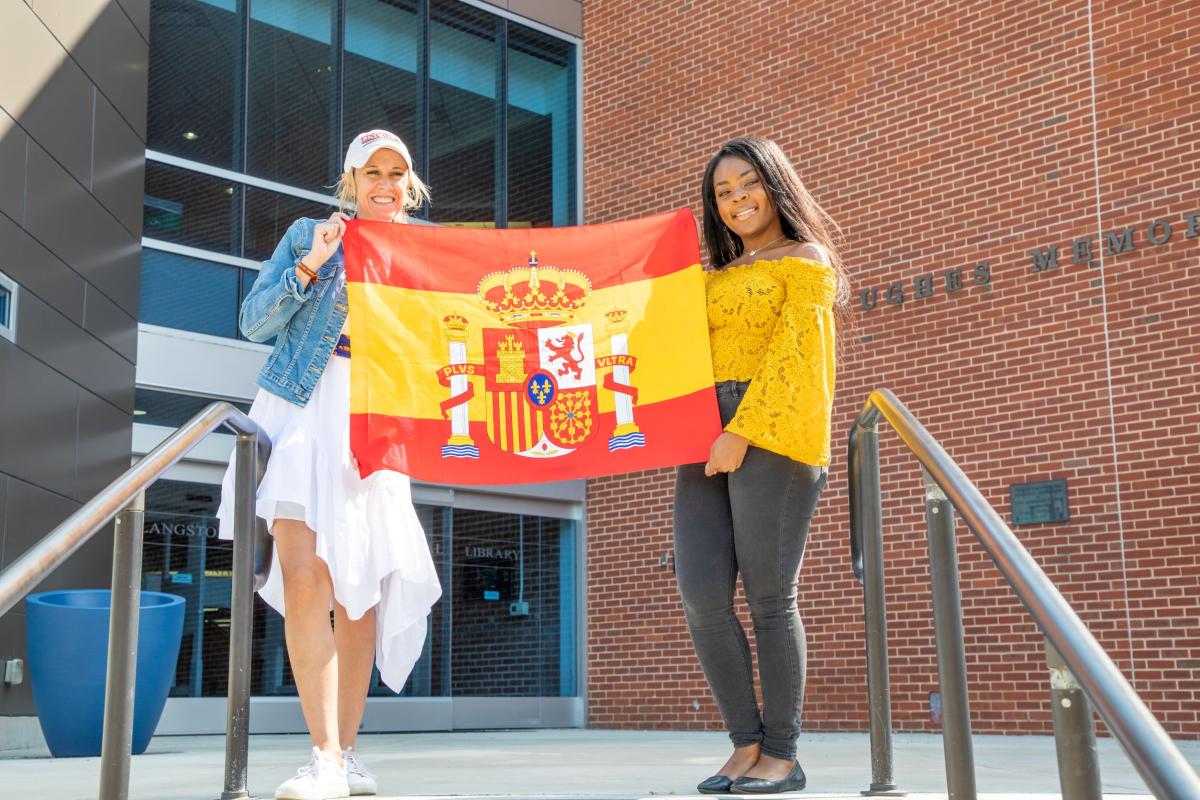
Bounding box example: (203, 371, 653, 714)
(240, 217, 347, 406)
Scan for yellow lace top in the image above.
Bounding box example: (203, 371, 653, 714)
(705, 256, 837, 466)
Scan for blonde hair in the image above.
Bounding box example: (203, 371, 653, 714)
(335, 166, 431, 221)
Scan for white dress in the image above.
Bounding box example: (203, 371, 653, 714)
(216, 333, 442, 692)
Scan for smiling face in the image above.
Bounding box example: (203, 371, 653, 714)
(711, 155, 782, 245)
(352, 149, 411, 221)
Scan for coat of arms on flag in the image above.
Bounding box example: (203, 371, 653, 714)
(342, 209, 721, 485)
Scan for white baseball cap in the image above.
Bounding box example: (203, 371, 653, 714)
(343, 129, 413, 172)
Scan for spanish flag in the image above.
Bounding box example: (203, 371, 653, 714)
(342, 209, 720, 485)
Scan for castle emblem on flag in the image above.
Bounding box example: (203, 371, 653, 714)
(438, 251, 644, 459)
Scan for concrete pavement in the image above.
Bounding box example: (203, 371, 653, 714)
(3, 728, 1198, 799)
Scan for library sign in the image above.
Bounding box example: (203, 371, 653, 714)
(858, 210, 1200, 312)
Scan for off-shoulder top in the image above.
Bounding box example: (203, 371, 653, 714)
(705, 256, 838, 467)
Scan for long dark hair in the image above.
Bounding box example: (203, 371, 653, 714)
(701, 136, 849, 307)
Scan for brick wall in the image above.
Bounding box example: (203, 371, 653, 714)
(582, 0, 1200, 737)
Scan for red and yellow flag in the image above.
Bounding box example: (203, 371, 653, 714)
(341, 209, 720, 485)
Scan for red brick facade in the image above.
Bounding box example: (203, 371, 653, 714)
(582, 0, 1200, 737)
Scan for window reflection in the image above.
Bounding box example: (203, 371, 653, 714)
(247, 0, 336, 191)
(427, 1, 498, 226)
(344, 0, 421, 169)
(144, 162, 239, 254)
(508, 27, 576, 228)
(140, 249, 240, 338)
(147, 0, 241, 169)
(242, 187, 337, 262)
(450, 510, 576, 697)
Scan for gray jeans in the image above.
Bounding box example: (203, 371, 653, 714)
(673, 381, 827, 760)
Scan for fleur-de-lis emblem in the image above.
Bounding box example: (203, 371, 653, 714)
(525, 370, 557, 408)
(532, 376, 551, 404)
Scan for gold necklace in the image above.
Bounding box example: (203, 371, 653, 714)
(745, 234, 788, 258)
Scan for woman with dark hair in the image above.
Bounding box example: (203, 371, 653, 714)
(675, 136, 847, 795)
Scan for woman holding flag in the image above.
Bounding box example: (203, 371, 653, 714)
(216, 130, 441, 800)
(674, 136, 848, 795)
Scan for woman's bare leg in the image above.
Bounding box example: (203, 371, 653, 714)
(333, 603, 376, 750)
(273, 519, 341, 761)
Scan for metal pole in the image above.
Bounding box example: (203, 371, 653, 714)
(857, 426, 903, 796)
(223, 434, 258, 799)
(1047, 639, 1103, 800)
(923, 470, 976, 800)
(98, 493, 146, 800)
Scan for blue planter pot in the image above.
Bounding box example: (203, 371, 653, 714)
(25, 589, 185, 758)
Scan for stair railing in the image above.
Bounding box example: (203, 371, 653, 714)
(0, 402, 271, 800)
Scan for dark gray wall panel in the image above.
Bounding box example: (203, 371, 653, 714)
(0, 4, 95, 187)
(17, 291, 135, 413)
(0, 345, 80, 497)
(0, 474, 120, 720)
(25, 141, 140, 316)
(116, 0, 149, 44)
(0, 476, 7, 555)
(83, 283, 137, 364)
(31, 0, 149, 138)
(0, 110, 27, 225)
(0, 0, 143, 720)
(1, 478, 111, 591)
(76, 388, 132, 501)
(0, 612, 33, 715)
(92, 93, 146, 236)
(0, 213, 85, 327)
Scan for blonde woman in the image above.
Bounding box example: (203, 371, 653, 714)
(217, 130, 441, 800)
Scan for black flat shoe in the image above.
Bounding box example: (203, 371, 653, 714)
(730, 761, 806, 794)
(697, 774, 734, 794)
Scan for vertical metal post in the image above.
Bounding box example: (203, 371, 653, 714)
(857, 426, 903, 796)
(923, 470, 976, 800)
(223, 435, 258, 799)
(1046, 639, 1103, 800)
(98, 492, 146, 800)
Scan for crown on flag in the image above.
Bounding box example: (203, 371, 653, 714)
(476, 251, 592, 327)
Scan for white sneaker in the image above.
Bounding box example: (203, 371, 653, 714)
(275, 747, 350, 800)
(342, 748, 378, 796)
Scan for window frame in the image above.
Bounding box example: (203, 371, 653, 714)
(0, 270, 18, 344)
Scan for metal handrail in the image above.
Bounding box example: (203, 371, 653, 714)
(0, 402, 272, 800)
(847, 388, 1200, 800)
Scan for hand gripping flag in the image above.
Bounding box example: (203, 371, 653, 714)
(341, 209, 721, 485)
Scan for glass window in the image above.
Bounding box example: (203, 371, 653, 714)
(141, 480, 230, 697)
(247, 0, 336, 191)
(0, 269, 14, 344)
(140, 248, 240, 338)
(147, 0, 242, 169)
(144, 162, 240, 254)
(450, 510, 577, 697)
(242, 187, 337, 262)
(343, 0, 421, 168)
(144, 490, 577, 699)
(133, 388, 250, 428)
(507, 26, 576, 228)
(428, 1, 499, 226)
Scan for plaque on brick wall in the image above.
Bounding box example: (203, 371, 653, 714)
(1010, 479, 1069, 526)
